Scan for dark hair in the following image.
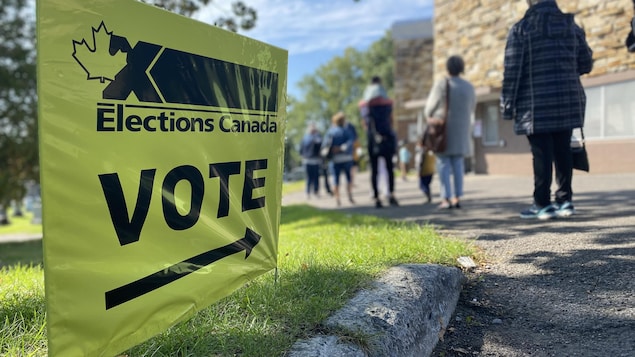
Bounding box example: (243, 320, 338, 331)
(371, 76, 382, 84)
(446, 55, 465, 76)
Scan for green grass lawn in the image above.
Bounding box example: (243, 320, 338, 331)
(0, 210, 42, 236)
(0, 194, 475, 356)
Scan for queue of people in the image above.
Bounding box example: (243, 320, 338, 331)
(299, 115, 358, 206)
(297, 0, 619, 218)
(299, 68, 472, 210)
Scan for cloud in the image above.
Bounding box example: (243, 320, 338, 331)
(196, 0, 433, 55)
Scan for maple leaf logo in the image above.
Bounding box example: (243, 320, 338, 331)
(72, 22, 127, 83)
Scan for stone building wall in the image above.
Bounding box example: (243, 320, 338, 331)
(433, 0, 635, 88)
(392, 37, 435, 145)
(393, 37, 435, 120)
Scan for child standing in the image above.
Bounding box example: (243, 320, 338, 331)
(415, 140, 435, 203)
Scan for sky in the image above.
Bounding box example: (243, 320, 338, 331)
(195, 0, 434, 98)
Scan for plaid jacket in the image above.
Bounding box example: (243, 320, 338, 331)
(501, 1, 593, 135)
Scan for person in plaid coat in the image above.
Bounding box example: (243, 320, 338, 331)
(627, 0, 635, 52)
(501, 0, 593, 219)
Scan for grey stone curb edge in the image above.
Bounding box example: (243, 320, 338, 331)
(287, 264, 465, 357)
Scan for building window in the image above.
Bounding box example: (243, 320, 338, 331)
(481, 102, 499, 146)
(585, 80, 635, 139)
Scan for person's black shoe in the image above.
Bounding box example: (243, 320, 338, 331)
(425, 192, 432, 203)
(389, 196, 399, 206)
(375, 199, 383, 208)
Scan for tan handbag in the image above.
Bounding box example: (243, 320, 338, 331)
(419, 149, 436, 176)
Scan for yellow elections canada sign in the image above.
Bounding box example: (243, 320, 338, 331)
(36, 0, 287, 355)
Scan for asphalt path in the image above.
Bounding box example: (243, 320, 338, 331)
(283, 169, 635, 357)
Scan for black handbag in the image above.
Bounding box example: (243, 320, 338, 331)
(571, 128, 589, 172)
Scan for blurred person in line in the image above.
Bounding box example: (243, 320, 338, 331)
(320, 145, 333, 197)
(398, 140, 412, 181)
(299, 122, 323, 199)
(501, 0, 593, 219)
(322, 112, 356, 206)
(344, 117, 360, 187)
(627, 0, 635, 52)
(321, 166, 333, 197)
(359, 76, 399, 208)
(424, 55, 476, 209)
(351, 139, 362, 186)
(367, 156, 389, 199)
(415, 138, 435, 203)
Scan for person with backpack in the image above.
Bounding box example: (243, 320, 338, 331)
(359, 76, 399, 208)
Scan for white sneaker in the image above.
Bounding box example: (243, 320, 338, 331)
(520, 204, 556, 220)
(555, 201, 575, 217)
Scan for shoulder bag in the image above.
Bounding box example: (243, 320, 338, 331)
(571, 128, 589, 172)
(423, 78, 449, 153)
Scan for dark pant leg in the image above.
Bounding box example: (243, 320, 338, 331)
(369, 152, 380, 199)
(321, 164, 332, 193)
(306, 164, 320, 194)
(527, 133, 554, 207)
(382, 151, 396, 195)
(331, 162, 343, 187)
(552, 129, 574, 204)
(419, 175, 432, 193)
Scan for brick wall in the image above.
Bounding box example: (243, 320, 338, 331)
(433, 0, 635, 88)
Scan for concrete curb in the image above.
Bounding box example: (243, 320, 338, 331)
(287, 264, 465, 357)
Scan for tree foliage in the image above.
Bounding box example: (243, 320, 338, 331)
(286, 31, 394, 165)
(0, 0, 368, 221)
(0, 0, 258, 223)
(141, 0, 257, 31)
(0, 0, 37, 222)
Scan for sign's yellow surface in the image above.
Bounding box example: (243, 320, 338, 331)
(36, 0, 287, 355)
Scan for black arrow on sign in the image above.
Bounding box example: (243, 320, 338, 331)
(105, 227, 262, 310)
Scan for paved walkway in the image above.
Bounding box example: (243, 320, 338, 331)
(0, 232, 42, 243)
(283, 170, 635, 356)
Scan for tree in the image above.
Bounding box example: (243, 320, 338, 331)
(0, 0, 37, 224)
(286, 31, 394, 156)
(0, 0, 259, 225)
(0, 0, 366, 224)
(141, 0, 257, 31)
(359, 31, 394, 95)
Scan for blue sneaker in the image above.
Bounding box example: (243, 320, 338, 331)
(520, 204, 556, 220)
(555, 201, 575, 217)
